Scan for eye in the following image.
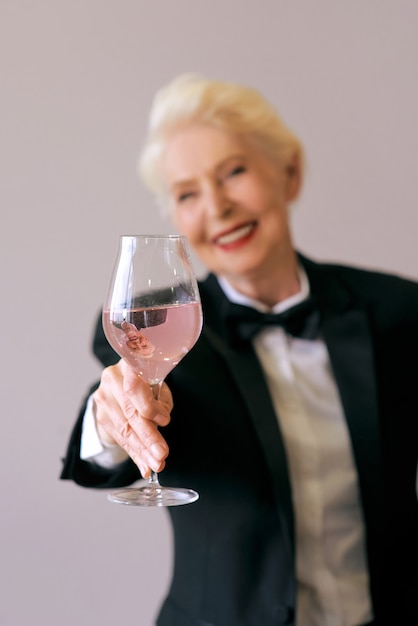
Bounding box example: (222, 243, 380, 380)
(228, 165, 246, 177)
(177, 190, 196, 203)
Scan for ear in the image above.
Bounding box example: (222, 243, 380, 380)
(284, 152, 302, 202)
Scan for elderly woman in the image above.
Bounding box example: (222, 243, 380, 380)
(61, 74, 417, 626)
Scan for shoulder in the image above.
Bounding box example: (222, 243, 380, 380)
(300, 253, 418, 323)
(329, 262, 418, 304)
(329, 262, 416, 292)
(302, 253, 418, 296)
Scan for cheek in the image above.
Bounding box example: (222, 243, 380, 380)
(256, 175, 289, 216)
(238, 172, 282, 212)
(243, 187, 280, 217)
(173, 209, 202, 243)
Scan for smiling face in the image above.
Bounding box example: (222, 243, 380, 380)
(161, 123, 301, 302)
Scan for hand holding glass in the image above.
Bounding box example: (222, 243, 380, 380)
(102, 235, 203, 506)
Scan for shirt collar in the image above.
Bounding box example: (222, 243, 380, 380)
(217, 266, 310, 314)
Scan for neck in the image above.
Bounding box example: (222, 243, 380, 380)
(222, 251, 301, 308)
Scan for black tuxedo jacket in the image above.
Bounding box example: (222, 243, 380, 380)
(61, 255, 418, 626)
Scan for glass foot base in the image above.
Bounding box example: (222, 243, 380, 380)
(107, 485, 199, 507)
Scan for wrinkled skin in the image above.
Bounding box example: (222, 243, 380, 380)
(93, 359, 172, 477)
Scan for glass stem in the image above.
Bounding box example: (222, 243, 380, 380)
(149, 471, 160, 486)
(149, 381, 163, 487)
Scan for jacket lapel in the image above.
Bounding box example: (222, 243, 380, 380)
(322, 312, 383, 503)
(201, 275, 295, 557)
(302, 257, 384, 521)
(203, 326, 295, 557)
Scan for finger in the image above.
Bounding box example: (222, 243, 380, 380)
(120, 361, 172, 425)
(95, 364, 170, 475)
(95, 391, 168, 477)
(109, 412, 168, 477)
(95, 407, 168, 474)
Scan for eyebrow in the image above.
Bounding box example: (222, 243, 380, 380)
(169, 154, 247, 190)
(170, 177, 197, 190)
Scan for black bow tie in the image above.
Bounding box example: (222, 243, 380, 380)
(223, 298, 320, 347)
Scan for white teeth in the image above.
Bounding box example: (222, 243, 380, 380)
(216, 224, 254, 245)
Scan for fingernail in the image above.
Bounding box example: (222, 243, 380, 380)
(155, 413, 169, 426)
(150, 443, 166, 459)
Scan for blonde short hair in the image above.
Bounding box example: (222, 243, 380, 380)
(139, 73, 304, 203)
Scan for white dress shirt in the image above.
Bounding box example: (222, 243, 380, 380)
(81, 268, 373, 626)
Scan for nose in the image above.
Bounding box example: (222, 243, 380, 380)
(204, 182, 233, 218)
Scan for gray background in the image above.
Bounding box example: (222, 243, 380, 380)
(1, 2, 417, 625)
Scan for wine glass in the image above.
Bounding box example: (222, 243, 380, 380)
(102, 235, 203, 506)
